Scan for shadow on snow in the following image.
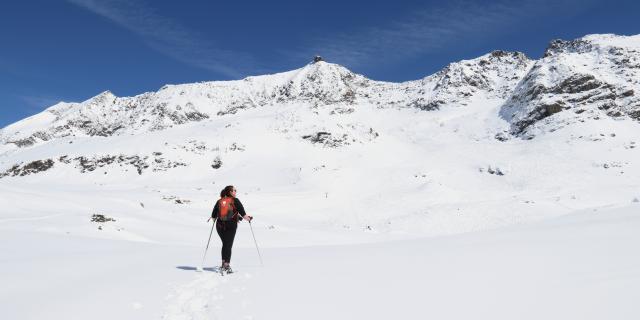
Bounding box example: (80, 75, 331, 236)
(176, 265, 222, 272)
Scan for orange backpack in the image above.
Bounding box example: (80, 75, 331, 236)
(217, 197, 238, 222)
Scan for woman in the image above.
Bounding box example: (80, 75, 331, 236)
(211, 185, 252, 272)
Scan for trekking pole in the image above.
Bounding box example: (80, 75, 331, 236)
(248, 220, 263, 266)
(197, 218, 217, 272)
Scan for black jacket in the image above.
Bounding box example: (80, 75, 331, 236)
(211, 197, 247, 220)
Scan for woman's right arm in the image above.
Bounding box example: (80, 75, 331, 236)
(211, 201, 219, 219)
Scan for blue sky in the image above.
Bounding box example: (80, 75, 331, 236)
(1, 0, 638, 128)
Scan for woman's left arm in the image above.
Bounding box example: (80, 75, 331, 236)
(234, 198, 252, 221)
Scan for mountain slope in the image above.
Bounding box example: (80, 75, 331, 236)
(501, 34, 640, 138)
(0, 33, 639, 238)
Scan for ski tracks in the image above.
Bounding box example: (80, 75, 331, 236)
(162, 269, 254, 320)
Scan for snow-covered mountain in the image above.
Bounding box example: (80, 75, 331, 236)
(0, 52, 530, 147)
(2, 34, 638, 148)
(2, 34, 640, 320)
(1, 34, 640, 235)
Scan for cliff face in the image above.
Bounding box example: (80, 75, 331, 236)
(500, 34, 640, 138)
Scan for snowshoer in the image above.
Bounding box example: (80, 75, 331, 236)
(211, 185, 252, 273)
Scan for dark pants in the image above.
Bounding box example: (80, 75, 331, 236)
(216, 220, 237, 262)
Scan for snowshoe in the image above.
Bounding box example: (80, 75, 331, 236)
(219, 263, 233, 275)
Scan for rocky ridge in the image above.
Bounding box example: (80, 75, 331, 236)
(0, 47, 537, 149)
(0, 33, 639, 152)
(500, 34, 640, 137)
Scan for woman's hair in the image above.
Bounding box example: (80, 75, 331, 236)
(220, 185, 235, 198)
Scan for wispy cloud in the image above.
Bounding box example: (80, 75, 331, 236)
(293, 0, 593, 68)
(66, 0, 260, 78)
(19, 95, 63, 111)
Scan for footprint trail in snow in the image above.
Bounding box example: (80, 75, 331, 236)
(162, 268, 254, 320)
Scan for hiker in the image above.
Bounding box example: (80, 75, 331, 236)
(211, 185, 252, 272)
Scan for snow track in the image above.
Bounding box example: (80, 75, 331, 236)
(163, 270, 254, 320)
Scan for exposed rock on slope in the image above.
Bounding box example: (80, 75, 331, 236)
(501, 34, 640, 137)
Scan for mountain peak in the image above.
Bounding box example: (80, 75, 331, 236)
(424, 49, 532, 105)
(81, 90, 117, 108)
(296, 60, 356, 80)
